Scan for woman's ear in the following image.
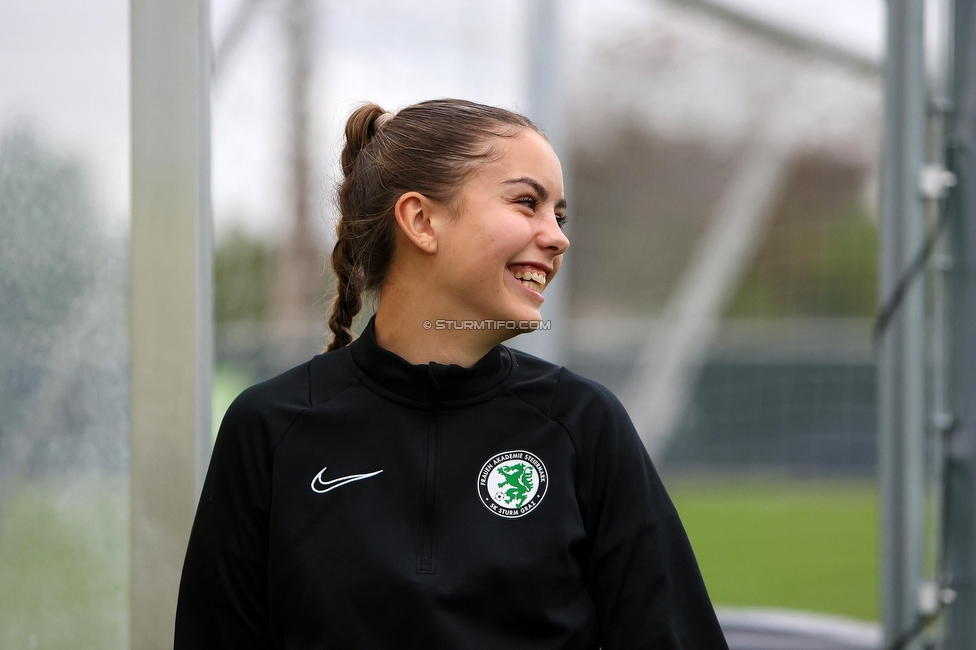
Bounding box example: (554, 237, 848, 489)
(393, 191, 439, 254)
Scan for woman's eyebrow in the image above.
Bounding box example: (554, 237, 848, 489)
(502, 176, 567, 209)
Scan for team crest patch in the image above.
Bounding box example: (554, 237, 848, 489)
(478, 450, 548, 518)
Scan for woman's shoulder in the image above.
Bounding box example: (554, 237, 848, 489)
(219, 360, 314, 442)
(506, 346, 632, 433)
(551, 366, 633, 442)
(506, 350, 648, 480)
(226, 346, 358, 422)
(221, 349, 351, 436)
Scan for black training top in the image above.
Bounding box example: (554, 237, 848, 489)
(175, 314, 729, 649)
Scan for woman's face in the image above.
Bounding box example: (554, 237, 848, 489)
(436, 129, 570, 329)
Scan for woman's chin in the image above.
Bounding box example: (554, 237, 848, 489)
(495, 309, 545, 328)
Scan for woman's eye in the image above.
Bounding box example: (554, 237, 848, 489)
(516, 196, 537, 210)
(556, 214, 568, 229)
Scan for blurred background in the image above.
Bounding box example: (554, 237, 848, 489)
(0, 0, 898, 647)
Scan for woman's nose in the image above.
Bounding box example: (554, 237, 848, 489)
(539, 212, 570, 255)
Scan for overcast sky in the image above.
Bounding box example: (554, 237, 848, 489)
(0, 0, 887, 237)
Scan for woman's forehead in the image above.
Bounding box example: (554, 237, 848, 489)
(477, 132, 563, 195)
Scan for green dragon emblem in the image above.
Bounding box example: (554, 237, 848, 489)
(496, 463, 535, 508)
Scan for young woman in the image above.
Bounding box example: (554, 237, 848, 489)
(175, 99, 728, 649)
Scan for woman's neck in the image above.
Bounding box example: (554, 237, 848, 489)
(372, 283, 505, 368)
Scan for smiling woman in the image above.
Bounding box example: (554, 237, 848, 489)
(174, 99, 729, 649)
(326, 100, 569, 365)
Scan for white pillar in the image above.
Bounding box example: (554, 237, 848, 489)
(129, 1, 212, 647)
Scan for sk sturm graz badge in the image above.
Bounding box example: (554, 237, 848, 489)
(478, 450, 548, 518)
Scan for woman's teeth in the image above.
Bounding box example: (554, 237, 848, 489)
(512, 269, 546, 292)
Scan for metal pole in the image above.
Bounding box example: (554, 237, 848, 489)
(943, 0, 976, 644)
(130, 0, 212, 647)
(510, 0, 568, 365)
(879, 0, 928, 647)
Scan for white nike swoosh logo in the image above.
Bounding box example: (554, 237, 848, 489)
(310, 466, 384, 494)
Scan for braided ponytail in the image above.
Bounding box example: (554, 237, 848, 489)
(325, 104, 389, 352)
(324, 99, 540, 352)
(325, 234, 363, 351)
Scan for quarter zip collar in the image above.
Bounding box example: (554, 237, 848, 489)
(348, 314, 514, 407)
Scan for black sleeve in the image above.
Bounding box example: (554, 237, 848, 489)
(554, 370, 729, 650)
(174, 368, 310, 648)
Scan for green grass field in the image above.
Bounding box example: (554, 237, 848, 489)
(0, 477, 128, 649)
(667, 475, 879, 621)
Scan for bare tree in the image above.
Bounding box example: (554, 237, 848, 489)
(268, 0, 326, 357)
